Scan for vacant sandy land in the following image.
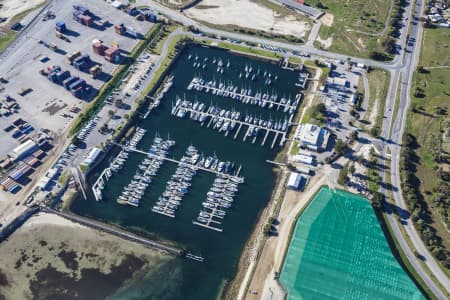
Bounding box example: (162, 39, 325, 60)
(186, 0, 310, 38)
(0, 0, 46, 19)
(0, 213, 174, 300)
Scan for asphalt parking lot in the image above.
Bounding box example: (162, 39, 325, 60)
(0, 0, 153, 159)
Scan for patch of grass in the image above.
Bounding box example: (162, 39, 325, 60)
(0, 32, 18, 52)
(217, 42, 283, 60)
(288, 56, 303, 64)
(149, 24, 178, 55)
(290, 141, 299, 155)
(140, 35, 189, 99)
(366, 68, 390, 134)
(301, 103, 326, 125)
(406, 67, 450, 249)
(389, 75, 401, 137)
(313, 0, 392, 58)
(419, 28, 450, 67)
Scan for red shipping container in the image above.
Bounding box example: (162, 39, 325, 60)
(92, 42, 105, 55)
(81, 15, 93, 26)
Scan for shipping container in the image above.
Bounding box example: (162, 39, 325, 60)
(56, 70, 70, 82)
(73, 4, 90, 15)
(69, 78, 86, 91)
(104, 46, 120, 63)
(67, 50, 81, 64)
(73, 10, 81, 22)
(72, 86, 84, 98)
(13, 118, 24, 126)
(126, 26, 141, 39)
(47, 71, 58, 82)
(80, 15, 93, 26)
(114, 24, 125, 34)
(21, 125, 34, 134)
(89, 65, 102, 78)
(92, 42, 105, 55)
(55, 21, 66, 32)
(63, 76, 79, 90)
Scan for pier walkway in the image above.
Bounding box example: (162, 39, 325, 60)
(192, 175, 241, 232)
(112, 142, 244, 181)
(92, 167, 111, 202)
(71, 167, 87, 200)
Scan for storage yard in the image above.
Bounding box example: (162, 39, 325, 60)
(0, 0, 155, 198)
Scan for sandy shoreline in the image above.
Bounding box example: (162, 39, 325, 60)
(223, 166, 286, 299)
(0, 212, 174, 299)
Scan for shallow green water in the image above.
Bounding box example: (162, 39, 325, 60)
(280, 187, 424, 300)
(71, 45, 300, 299)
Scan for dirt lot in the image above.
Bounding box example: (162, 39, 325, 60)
(0, 0, 45, 20)
(0, 213, 174, 299)
(185, 0, 310, 38)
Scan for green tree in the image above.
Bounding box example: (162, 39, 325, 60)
(372, 192, 384, 209)
(115, 99, 123, 108)
(334, 140, 347, 154)
(349, 164, 356, 175)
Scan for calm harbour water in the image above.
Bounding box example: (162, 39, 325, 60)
(71, 45, 301, 299)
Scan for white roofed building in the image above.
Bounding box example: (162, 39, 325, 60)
(293, 154, 314, 165)
(286, 172, 306, 190)
(9, 140, 39, 161)
(81, 147, 102, 168)
(296, 123, 330, 152)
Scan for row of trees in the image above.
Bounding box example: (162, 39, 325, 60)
(400, 133, 450, 269)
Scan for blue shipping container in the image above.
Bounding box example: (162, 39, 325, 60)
(73, 4, 89, 15)
(73, 54, 89, 64)
(56, 70, 70, 82)
(63, 76, 79, 89)
(74, 61, 87, 70)
(48, 72, 57, 82)
(69, 78, 85, 91)
(73, 11, 81, 22)
(56, 21, 66, 32)
(72, 87, 84, 98)
(21, 125, 34, 134)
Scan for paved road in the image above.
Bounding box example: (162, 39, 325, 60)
(378, 0, 450, 297)
(306, 21, 321, 46)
